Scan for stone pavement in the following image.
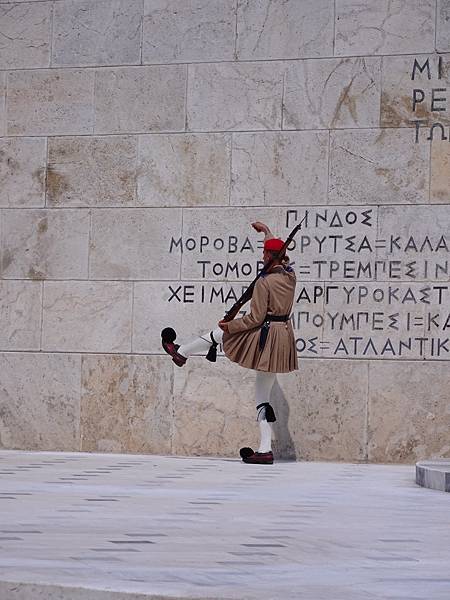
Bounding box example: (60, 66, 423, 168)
(0, 451, 449, 600)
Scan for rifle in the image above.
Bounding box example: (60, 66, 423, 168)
(222, 212, 308, 322)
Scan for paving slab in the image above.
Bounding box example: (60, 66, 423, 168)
(0, 451, 449, 600)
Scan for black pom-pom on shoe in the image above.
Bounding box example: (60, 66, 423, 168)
(161, 327, 177, 343)
(161, 328, 186, 367)
(240, 447, 254, 460)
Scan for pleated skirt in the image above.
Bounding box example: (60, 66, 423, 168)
(223, 322, 298, 373)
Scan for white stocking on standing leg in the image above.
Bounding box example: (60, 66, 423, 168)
(255, 371, 276, 453)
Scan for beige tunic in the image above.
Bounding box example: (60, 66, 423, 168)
(223, 266, 298, 373)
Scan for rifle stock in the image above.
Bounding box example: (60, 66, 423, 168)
(222, 212, 308, 322)
(222, 282, 255, 322)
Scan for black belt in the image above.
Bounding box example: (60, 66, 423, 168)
(265, 314, 290, 322)
(259, 315, 290, 351)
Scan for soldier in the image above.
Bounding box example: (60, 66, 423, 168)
(162, 221, 298, 464)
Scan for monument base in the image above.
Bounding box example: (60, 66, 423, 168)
(416, 459, 450, 492)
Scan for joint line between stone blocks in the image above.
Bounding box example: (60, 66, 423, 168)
(333, 0, 336, 57)
(228, 133, 233, 206)
(130, 282, 135, 354)
(184, 64, 189, 132)
(434, 0, 438, 51)
(365, 361, 370, 462)
(234, 0, 238, 61)
(78, 353, 83, 452)
(44, 136, 48, 207)
(39, 281, 44, 351)
(326, 129, 331, 203)
(139, 0, 144, 66)
(49, 0, 55, 69)
(87, 210, 92, 280)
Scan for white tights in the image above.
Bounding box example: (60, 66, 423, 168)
(178, 327, 223, 358)
(178, 329, 276, 455)
(255, 371, 276, 453)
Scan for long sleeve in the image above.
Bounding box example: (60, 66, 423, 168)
(227, 277, 269, 334)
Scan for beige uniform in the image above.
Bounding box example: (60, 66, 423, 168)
(223, 266, 298, 373)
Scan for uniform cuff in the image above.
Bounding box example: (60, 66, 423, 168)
(227, 319, 243, 334)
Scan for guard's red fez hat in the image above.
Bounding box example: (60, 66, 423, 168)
(264, 238, 285, 252)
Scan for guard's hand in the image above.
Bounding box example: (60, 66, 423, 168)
(251, 221, 269, 234)
(218, 320, 229, 332)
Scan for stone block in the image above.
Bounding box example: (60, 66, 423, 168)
(179, 206, 281, 280)
(431, 139, 450, 203)
(0, 137, 46, 207)
(0, 281, 42, 350)
(94, 66, 186, 134)
(320, 282, 429, 361)
(187, 62, 284, 131)
(0, 72, 5, 135)
(284, 57, 381, 130)
(231, 131, 329, 206)
(377, 205, 450, 282)
(335, 0, 435, 56)
(368, 361, 450, 463)
(142, 0, 235, 63)
(1, 209, 90, 279)
(289, 281, 326, 361)
(134, 279, 323, 361)
(236, 0, 333, 60)
(437, 0, 450, 52)
(276, 205, 379, 281)
(52, 0, 142, 67)
(0, 1, 51, 68)
(80, 355, 173, 454)
(0, 352, 81, 451)
(381, 55, 450, 127)
(42, 281, 132, 352)
(172, 357, 258, 457)
(132, 281, 243, 354)
(137, 133, 231, 207)
(276, 359, 368, 461)
(329, 128, 430, 205)
(47, 136, 137, 207)
(7, 69, 94, 136)
(89, 208, 182, 279)
(141, 281, 322, 362)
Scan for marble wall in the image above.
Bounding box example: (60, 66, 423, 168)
(1, 0, 450, 463)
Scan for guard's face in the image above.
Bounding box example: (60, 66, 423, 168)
(262, 249, 271, 265)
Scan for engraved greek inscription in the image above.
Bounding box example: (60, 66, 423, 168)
(412, 88, 425, 111)
(409, 57, 449, 143)
(286, 209, 299, 228)
(167, 285, 195, 303)
(168, 285, 182, 302)
(411, 58, 431, 80)
(431, 89, 447, 112)
(169, 235, 261, 254)
(311, 208, 373, 229)
(165, 199, 450, 361)
(295, 337, 318, 354)
(427, 123, 448, 141)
